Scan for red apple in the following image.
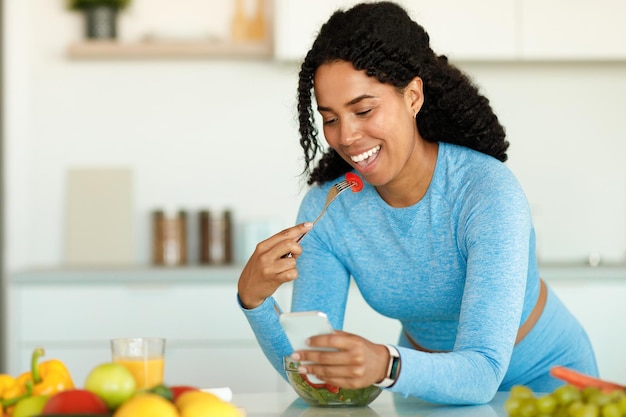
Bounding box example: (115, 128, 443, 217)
(41, 389, 109, 415)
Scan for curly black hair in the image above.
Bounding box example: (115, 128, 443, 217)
(297, 1, 509, 186)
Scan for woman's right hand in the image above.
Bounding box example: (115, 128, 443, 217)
(237, 222, 313, 309)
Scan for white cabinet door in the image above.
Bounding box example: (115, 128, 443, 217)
(550, 280, 626, 383)
(163, 346, 290, 393)
(7, 281, 290, 394)
(273, 0, 517, 62)
(13, 284, 253, 342)
(407, 0, 518, 60)
(521, 0, 626, 60)
(17, 345, 289, 394)
(273, 0, 362, 62)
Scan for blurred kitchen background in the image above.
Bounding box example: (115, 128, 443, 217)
(1, 0, 625, 391)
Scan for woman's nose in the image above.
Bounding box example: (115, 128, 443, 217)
(339, 119, 360, 145)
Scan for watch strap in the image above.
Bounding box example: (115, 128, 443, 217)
(374, 344, 400, 388)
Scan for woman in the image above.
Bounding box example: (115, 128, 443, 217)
(237, 1, 597, 405)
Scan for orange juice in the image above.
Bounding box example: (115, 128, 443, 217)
(114, 357, 164, 389)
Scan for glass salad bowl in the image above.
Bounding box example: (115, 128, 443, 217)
(284, 356, 382, 407)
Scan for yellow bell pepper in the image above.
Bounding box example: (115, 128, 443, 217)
(0, 374, 19, 399)
(0, 374, 33, 411)
(15, 347, 74, 397)
(1, 347, 73, 415)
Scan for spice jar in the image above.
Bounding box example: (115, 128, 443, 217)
(199, 209, 233, 265)
(152, 209, 187, 266)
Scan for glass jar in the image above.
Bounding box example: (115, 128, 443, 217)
(152, 209, 187, 266)
(199, 209, 233, 265)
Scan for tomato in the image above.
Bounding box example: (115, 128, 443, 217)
(324, 384, 340, 394)
(302, 375, 340, 394)
(41, 389, 109, 415)
(302, 375, 325, 389)
(345, 172, 363, 192)
(170, 385, 199, 402)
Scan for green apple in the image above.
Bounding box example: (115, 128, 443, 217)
(12, 395, 48, 417)
(84, 362, 136, 409)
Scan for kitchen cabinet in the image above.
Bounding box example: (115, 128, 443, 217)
(273, 0, 518, 62)
(6, 268, 289, 393)
(543, 265, 626, 383)
(64, 1, 626, 62)
(6, 267, 399, 393)
(412, 0, 626, 61)
(406, 0, 518, 61)
(272, 0, 359, 62)
(273, 0, 626, 62)
(520, 0, 626, 60)
(7, 265, 625, 392)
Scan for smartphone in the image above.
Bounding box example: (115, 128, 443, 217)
(279, 311, 336, 384)
(279, 311, 335, 351)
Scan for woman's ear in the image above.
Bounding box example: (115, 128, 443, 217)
(405, 77, 424, 117)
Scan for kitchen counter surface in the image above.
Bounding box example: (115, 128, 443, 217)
(232, 391, 511, 417)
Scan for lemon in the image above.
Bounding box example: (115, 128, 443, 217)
(179, 399, 243, 417)
(113, 393, 178, 417)
(176, 391, 243, 417)
(175, 390, 222, 409)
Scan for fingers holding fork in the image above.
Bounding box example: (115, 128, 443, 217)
(238, 222, 313, 309)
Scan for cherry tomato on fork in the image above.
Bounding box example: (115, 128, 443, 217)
(346, 172, 364, 192)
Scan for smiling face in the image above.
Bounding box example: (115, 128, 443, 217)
(313, 60, 437, 206)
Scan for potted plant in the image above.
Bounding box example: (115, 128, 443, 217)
(67, 0, 132, 40)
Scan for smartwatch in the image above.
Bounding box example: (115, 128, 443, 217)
(374, 344, 401, 388)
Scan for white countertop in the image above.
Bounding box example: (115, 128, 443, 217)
(232, 391, 510, 417)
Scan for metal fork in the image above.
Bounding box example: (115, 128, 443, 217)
(283, 179, 354, 258)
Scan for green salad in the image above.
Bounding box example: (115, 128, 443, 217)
(285, 359, 382, 407)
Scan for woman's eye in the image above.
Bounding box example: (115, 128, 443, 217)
(356, 109, 372, 116)
(323, 118, 338, 126)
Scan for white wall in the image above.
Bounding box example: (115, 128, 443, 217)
(3, 0, 626, 271)
(4, 0, 304, 270)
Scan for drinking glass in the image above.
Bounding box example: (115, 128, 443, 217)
(111, 337, 166, 389)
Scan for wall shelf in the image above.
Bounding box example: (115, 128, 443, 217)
(67, 40, 273, 60)
(10, 265, 245, 285)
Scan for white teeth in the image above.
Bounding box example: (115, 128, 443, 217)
(350, 145, 381, 163)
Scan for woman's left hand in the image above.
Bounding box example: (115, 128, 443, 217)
(291, 331, 391, 389)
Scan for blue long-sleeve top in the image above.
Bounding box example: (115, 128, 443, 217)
(240, 142, 597, 404)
